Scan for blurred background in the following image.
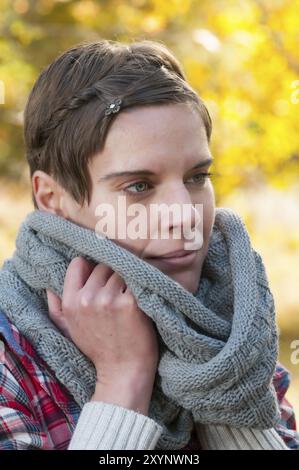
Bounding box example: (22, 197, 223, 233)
(0, 0, 298, 422)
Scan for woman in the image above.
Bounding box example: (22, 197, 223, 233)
(0, 38, 298, 450)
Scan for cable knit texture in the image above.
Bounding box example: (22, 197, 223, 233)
(0, 207, 280, 450)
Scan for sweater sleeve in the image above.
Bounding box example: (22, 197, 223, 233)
(195, 423, 289, 450)
(68, 401, 163, 450)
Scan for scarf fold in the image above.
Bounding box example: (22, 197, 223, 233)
(0, 207, 280, 449)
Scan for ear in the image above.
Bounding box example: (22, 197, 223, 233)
(32, 170, 64, 215)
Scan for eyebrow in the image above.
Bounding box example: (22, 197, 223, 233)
(97, 157, 214, 182)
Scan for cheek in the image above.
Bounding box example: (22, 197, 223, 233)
(202, 184, 215, 246)
(111, 237, 148, 260)
(66, 207, 98, 232)
(88, 191, 148, 256)
(86, 189, 117, 233)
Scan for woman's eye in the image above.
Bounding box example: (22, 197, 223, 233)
(187, 172, 213, 185)
(123, 181, 151, 195)
(122, 173, 213, 197)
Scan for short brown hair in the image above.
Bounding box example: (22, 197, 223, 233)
(24, 39, 212, 208)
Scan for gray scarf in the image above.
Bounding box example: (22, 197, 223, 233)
(0, 207, 280, 450)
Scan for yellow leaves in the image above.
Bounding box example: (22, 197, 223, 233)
(0, 0, 298, 194)
(192, 29, 221, 53)
(151, 0, 191, 17)
(10, 20, 43, 45)
(208, 0, 259, 35)
(141, 14, 166, 34)
(221, 96, 252, 122)
(290, 80, 299, 104)
(261, 0, 299, 37)
(0, 63, 33, 108)
(0, 81, 4, 105)
(13, 0, 29, 15)
(230, 29, 266, 57)
(71, 0, 102, 25)
(183, 57, 210, 89)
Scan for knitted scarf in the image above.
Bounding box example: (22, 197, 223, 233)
(0, 207, 280, 450)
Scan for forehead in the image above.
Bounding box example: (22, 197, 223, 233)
(91, 103, 210, 173)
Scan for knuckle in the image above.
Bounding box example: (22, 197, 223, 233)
(120, 291, 136, 309)
(78, 292, 94, 311)
(97, 293, 113, 309)
(126, 293, 136, 306)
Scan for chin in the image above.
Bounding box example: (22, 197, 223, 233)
(169, 271, 201, 294)
(144, 252, 204, 294)
(165, 253, 204, 294)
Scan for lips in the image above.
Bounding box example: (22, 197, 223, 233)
(145, 249, 198, 269)
(146, 249, 197, 259)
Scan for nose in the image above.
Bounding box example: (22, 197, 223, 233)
(155, 183, 203, 247)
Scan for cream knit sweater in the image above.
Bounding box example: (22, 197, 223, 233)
(68, 401, 289, 450)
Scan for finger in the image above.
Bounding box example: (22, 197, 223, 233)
(105, 271, 127, 293)
(63, 256, 95, 305)
(46, 290, 72, 339)
(81, 262, 115, 295)
(46, 289, 62, 316)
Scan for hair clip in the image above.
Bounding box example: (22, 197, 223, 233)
(105, 98, 122, 116)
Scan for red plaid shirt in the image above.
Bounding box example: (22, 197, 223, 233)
(0, 309, 298, 450)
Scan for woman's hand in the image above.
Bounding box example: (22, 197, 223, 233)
(46, 256, 159, 414)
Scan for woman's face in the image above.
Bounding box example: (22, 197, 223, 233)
(60, 103, 215, 294)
